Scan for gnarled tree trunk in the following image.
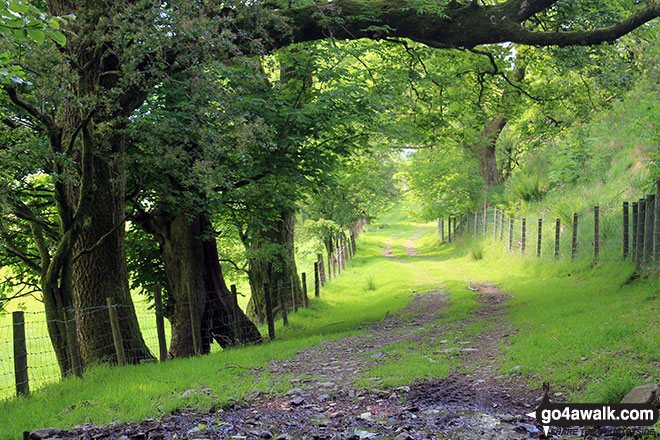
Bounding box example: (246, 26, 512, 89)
(244, 211, 303, 323)
(470, 114, 507, 189)
(69, 141, 153, 364)
(145, 213, 261, 357)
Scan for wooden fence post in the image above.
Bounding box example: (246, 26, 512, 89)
(644, 194, 655, 267)
(623, 202, 629, 260)
(632, 202, 638, 262)
(154, 285, 168, 362)
(493, 210, 499, 241)
(521, 218, 526, 254)
(342, 244, 347, 270)
(64, 309, 82, 378)
(594, 206, 600, 264)
(483, 206, 488, 235)
(314, 262, 320, 297)
(106, 298, 126, 366)
(230, 284, 240, 343)
(448, 217, 452, 242)
(13, 311, 29, 397)
(655, 179, 660, 265)
(264, 283, 275, 341)
(187, 290, 201, 356)
(499, 212, 505, 241)
(291, 275, 298, 313)
(508, 218, 514, 251)
(277, 280, 288, 326)
(302, 272, 308, 307)
(571, 213, 579, 259)
(474, 212, 479, 236)
(637, 198, 646, 268)
(537, 218, 542, 257)
(467, 210, 471, 234)
(317, 254, 326, 286)
(554, 219, 560, 259)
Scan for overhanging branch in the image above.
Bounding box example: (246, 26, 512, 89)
(279, 1, 659, 49)
(509, 3, 660, 47)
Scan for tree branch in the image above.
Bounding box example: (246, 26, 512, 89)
(279, 1, 659, 49)
(72, 209, 134, 264)
(4, 245, 41, 272)
(218, 258, 248, 274)
(11, 200, 60, 242)
(4, 85, 60, 136)
(507, 3, 660, 47)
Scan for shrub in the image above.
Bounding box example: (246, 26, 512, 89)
(509, 171, 546, 203)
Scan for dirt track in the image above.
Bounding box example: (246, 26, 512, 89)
(30, 240, 632, 440)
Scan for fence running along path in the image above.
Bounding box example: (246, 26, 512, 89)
(437, 178, 660, 270)
(0, 219, 368, 401)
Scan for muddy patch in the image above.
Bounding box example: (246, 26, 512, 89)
(267, 291, 450, 383)
(382, 245, 409, 264)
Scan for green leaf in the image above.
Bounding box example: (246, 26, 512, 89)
(49, 30, 66, 46)
(26, 28, 44, 44)
(9, 2, 28, 14)
(48, 17, 60, 30)
(13, 28, 26, 41)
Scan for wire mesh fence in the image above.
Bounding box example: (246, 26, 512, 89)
(438, 179, 660, 268)
(0, 299, 175, 400)
(0, 218, 368, 401)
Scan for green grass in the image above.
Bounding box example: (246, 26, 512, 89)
(0, 206, 445, 438)
(2, 201, 660, 437)
(411, 219, 660, 403)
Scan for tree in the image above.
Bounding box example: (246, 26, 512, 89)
(0, 0, 282, 366)
(225, 42, 379, 322)
(125, 64, 271, 356)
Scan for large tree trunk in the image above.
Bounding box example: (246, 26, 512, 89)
(471, 114, 507, 189)
(245, 211, 303, 323)
(4, 0, 159, 368)
(69, 128, 153, 365)
(146, 214, 261, 357)
(468, 64, 525, 189)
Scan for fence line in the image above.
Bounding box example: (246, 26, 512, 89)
(438, 178, 660, 269)
(0, 218, 367, 401)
